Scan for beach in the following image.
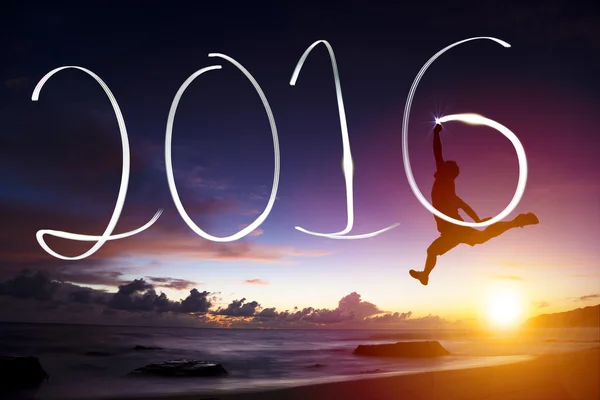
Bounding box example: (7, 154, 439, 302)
(3, 323, 599, 400)
(115, 347, 599, 400)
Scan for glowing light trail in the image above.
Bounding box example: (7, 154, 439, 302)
(31, 66, 163, 260)
(290, 40, 399, 239)
(165, 54, 280, 242)
(402, 37, 527, 228)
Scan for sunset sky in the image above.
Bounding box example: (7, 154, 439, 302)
(0, 1, 598, 328)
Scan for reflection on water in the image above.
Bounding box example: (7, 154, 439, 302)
(0, 323, 597, 399)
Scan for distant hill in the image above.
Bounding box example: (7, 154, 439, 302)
(526, 304, 600, 328)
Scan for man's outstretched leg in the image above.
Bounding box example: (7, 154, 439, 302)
(410, 235, 458, 286)
(476, 212, 539, 244)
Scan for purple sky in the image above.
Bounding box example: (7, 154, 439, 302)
(0, 1, 598, 328)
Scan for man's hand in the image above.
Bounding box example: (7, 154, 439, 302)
(434, 124, 443, 134)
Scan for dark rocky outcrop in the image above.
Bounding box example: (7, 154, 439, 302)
(133, 345, 163, 351)
(353, 341, 450, 358)
(132, 359, 228, 377)
(0, 356, 49, 393)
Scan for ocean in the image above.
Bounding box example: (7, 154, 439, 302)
(1, 322, 598, 399)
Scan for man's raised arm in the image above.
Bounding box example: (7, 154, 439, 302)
(457, 197, 489, 223)
(433, 123, 444, 168)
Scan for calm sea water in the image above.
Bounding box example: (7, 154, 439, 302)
(1, 322, 598, 399)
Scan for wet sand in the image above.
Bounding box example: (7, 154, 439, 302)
(111, 347, 599, 400)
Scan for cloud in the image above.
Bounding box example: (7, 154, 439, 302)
(366, 311, 413, 323)
(0, 270, 59, 300)
(107, 280, 212, 313)
(239, 225, 264, 237)
(117, 279, 154, 296)
(241, 209, 261, 216)
(337, 292, 382, 319)
(108, 279, 162, 311)
(68, 289, 94, 304)
(215, 298, 261, 317)
(161, 163, 230, 192)
(180, 289, 212, 313)
(0, 108, 329, 282)
(146, 277, 197, 290)
(532, 301, 549, 309)
(0, 271, 212, 317)
(303, 308, 354, 324)
(492, 275, 523, 281)
(0, 198, 329, 284)
(57, 269, 126, 287)
(579, 293, 600, 301)
(0, 271, 453, 329)
(244, 279, 268, 285)
(188, 178, 227, 190)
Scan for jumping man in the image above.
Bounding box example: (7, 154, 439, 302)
(409, 123, 539, 286)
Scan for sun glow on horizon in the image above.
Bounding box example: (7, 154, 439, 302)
(483, 284, 527, 329)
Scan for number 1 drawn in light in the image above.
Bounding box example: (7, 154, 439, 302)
(290, 40, 400, 239)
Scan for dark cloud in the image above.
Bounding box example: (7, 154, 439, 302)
(68, 289, 93, 304)
(108, 279, 157, 311)
(256, 307, 278, 318)
(117, 279, 153, 296)
(252, 293, 380, 325)
(106, 279, 199, 313)
(180, 289, 212, 313)
(579, 293, 600, 301)
(0, 271, 452, 328)
(0, 270, 59, 300)
(255, 307, 315, 323)
(216, 297, 260, 317)
(0, 271, 211, 316)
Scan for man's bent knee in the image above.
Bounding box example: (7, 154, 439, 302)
(427, 245, 439, 257)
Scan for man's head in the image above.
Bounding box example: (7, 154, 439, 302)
(437, 160, 460, 180)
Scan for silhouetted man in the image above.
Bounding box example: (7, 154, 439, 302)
(409, 123, 538, 286)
